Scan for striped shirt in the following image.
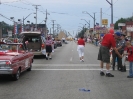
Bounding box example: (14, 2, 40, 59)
(45, 39, 52, 45)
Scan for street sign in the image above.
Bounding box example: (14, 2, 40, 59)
(126, 25, 133, 32)
(118, 23, 125, 26)
(8, 31, 12, 37)
(102, 19, 108, 25)
(110, 24, 114, 29)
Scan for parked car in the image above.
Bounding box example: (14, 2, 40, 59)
(20, 31, 46, 57)
(56, 40, 62, 47)
(0, 42, 34, 80)
(53, 41, 57, 49)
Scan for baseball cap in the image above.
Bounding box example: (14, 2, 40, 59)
(115, 32, 121, 36)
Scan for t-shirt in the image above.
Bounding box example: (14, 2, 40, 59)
(127, 46, 133, 62)
(78, 39, 85, 45)
(118, 39, 126, 52)
(101, 33, 116, 49)
(45, 39, 52, 45)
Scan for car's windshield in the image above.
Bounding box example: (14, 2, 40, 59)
(0, 44, 17, 51)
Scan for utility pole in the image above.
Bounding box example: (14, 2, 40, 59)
(0, 22, 2, 38)
(32, 5, 40, 29)
(100, 8, 102, 27)
(45, 9, 48, 37)
(132, 12, 133, 21)
(106, 0, 113, 24)
(51, 20, 55, 37)
(57, 24, 60, 35)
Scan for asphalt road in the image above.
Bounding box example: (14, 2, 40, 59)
(0, 41, 133, 99)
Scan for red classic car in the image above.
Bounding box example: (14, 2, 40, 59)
(0, 42, 34, 80)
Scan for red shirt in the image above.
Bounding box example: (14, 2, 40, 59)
(127, 46, 133, 62)
(101, 33, 116, 49)
(78, 38, 85, 45)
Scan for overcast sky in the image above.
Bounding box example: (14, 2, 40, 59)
(0, 0, 133, 35)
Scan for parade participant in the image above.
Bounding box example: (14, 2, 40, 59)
(118, 33, 126, 71)
(77, 36, 85, 62)
(125, 41, 133, 78)
(45, 35, 53, 60)
(112, 32, 122, 70)
(98, 28, 122, 77)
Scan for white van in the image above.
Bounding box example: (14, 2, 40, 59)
(20, 31, 46, 57)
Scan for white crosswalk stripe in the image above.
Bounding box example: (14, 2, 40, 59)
(32, 64, 129, 71)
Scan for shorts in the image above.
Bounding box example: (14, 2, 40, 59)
(98, 45, 110, 63)
(46, 45, 52, 53)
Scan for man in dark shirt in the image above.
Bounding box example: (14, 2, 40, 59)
(118, 33, 126, 71)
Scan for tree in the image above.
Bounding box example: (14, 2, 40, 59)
(1, 21, 13, 37)
(114, 18, 126, 29)
(114, 16, 133, 30)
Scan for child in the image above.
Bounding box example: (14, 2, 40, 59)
(125, 41, 133, 78)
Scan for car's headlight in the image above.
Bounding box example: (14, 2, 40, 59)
(0, 61, 12, 69)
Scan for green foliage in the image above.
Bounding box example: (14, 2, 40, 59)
(114, 16, 133, 29)
(78, 27, 88, 37)
(114, 18, 126, 29)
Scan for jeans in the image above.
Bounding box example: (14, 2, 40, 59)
(129, 62, 133, 76)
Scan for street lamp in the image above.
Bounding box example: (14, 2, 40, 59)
(81, 19, 90, 29)
(23, 13, 32, 30)
(106, 0, 113, 24)
(82, 11, 96, 31)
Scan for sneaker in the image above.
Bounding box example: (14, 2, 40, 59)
(46, 57, 48, 60)
(127, 76, 133, 78)
(106, 73, 114, 77)
(49, 58, 52, 60)
(82, 59, 84, 62)
(100, 71, 105, 76)
(80, 60, 82, 62)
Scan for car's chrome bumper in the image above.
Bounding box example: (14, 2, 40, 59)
(33, 50, 46, 55)
(0, 69, 13, 74)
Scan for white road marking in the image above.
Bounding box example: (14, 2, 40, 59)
(32, 63, 129, 67)
(70, 57, 73, 61)
(32, 69, 129, 71)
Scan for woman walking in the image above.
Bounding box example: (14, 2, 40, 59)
(77, 36, 85, 62)
(45, 35, 52, 60)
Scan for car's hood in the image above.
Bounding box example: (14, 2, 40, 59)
(0, 55, 14, 60)
(0, 51, 19, 60)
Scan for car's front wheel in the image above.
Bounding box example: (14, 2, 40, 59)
(27, 64, 32, 71)
(12, 68, 21, 81)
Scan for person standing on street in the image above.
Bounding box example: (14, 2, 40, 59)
(45, 35, 53, 60)
(98, 28, 122, 77)
(112, 32, 122, 71)
(77, 36, 85, 62)
(118, 33, 126, 71)
(125, 41, 133, 78)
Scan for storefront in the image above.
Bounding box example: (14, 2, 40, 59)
(126, 22, 133, 45)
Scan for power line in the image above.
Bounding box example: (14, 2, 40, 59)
(1, 0, 20, 4)
(2, 3, 34, 11)
(0, 13, 13, 22)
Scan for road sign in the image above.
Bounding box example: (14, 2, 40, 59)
(102, 19, 108, 25)
(110, 24, 114, 29)
(118, 23, 125, 26)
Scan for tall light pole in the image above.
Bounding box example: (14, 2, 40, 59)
(82, 11, 96, 32)
(106, 0, 113, 24)
(81, 19, 90, 29)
